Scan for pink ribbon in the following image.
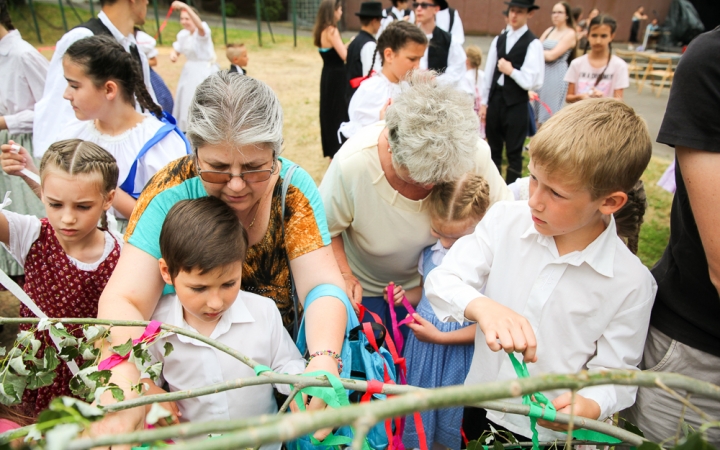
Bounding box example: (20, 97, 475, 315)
(387, 283, 419, 356)
(529, 92, 553, 116)
(98, 321, 163, 370)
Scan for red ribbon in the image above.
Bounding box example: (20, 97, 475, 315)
(349, 70, 376, 89)
(98, 321, 163, 370)
(529, 92, 553, 116)
(154, 6, 175, 40)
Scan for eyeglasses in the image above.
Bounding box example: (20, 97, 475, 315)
(197, 157, 277, 184)
(413, 2, 435, 9)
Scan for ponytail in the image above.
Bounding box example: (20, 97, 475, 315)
(64, 35, 163, 119)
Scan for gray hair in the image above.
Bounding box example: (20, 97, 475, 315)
(186, 71, 283, 156)
(385, 71, 479, 185)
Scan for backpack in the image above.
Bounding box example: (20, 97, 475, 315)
(289, 285, 398, 449)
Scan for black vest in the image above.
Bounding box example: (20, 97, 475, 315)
(427, 27, 452, 74)
(75, 19, 144, 72)
(345, 30, 377, 101)
(384, 6, 411, 20)
(489, 29, 537, 106)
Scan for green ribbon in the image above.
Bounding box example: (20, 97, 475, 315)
(507, 353, 621, 450)
(254, 364, 272, 376)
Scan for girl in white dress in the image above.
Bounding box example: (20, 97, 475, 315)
(1, 35, 190, 232)
(170, 1, 218, 131)
(338, 21, 427, 140)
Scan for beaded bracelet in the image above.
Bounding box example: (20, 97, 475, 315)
(307, 349, 344, 373)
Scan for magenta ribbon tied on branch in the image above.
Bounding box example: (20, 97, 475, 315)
(98, 321, 163, 370)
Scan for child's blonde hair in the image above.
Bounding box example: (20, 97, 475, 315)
(465, 45, 482, 69)
(40, 139, 119, 197)
(226, 42, 246, 60)
(529, 98, 651, 199)
(427, 174, 490, 223)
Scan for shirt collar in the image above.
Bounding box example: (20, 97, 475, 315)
(167, 291, 256, 344)
(507, 24, 528, 38)
(98, 11, 135, 45)
(520, 214, 618, 277)
(430, 240, 449, 266)
(0, 30, 20, 56)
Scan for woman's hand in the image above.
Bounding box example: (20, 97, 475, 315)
(536, 393, 601, 432)
(289, 354, 340, 440)
(406, 313, 443, 344)
(1, 141, 37, 177)
(383, 283, 405, 306)
(379, 98, 392, 121)
(171, 1, 186, 11)
(169, 49, 179, 63)
(143, 381, 182, 427)
(341, 272, 363, 310)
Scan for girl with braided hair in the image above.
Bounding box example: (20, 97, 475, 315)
(2, 35, 190, 233)
(338, 20, 427, 139)
(382, 173, 490, 450)
(0, 139, 122, 415)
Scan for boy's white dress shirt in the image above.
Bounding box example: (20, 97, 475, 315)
(147, 290, 305, 449)
(419, 30, 466, 87)
(32, 11, 155, 157)
(435, 7, 465, 44)
(425, 201, 657, 441)
(481, 24, 544, 106)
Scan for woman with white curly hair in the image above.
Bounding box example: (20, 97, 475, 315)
(320, 71, 512, 337)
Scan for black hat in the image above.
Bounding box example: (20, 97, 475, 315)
(504, 0, 539, 11)
(435, 0, 448, 10)
(355, 2, 384, 18)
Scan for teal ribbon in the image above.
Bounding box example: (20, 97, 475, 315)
(507, 353, 621, 450)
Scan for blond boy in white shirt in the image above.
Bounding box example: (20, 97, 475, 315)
(143, 196, 304, 449)
(425, 98, 657, 442)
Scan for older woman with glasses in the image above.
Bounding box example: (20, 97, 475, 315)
(93, 72, 346, 435)
(321, 71, 513, 340)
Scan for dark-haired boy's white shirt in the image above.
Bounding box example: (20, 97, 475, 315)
(378, 7, 415, 36)
(435, 7, 465, 44)
(425, 201, 657, 441)
(145, 290, 305, 448)
(32, 11, 155, 157)
(480, 24, 544, 106)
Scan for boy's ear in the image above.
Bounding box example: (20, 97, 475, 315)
(598, 191, 628, 216)
(158, 258, 174, 286)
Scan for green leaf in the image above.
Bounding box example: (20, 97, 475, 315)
(24, 425, 42, 442)
(43, 346, 59, 371)
(49, 324, 74, 340)
(1, 372, 26, 404)
(493, 440, 504, 450)
(27, 371, 56, 390)
(60, 396, 104, 418)
(638, 442, 663, 450)
(466, 441, 481, 450)
(81, 345, 98, 361)
(622, 419, 645, 438)
(112, 339, 133, 358)
(9, 356, 30, 376)
(16, 330, 34, 347)
(82, 326, 107, 344)
(59, 345, 80, 362)
(145, 362, 163, 382)
(36, 408, 66, 425)
(675, 432, 715, 450)
(163, 342, 174, 357)
(0, 347, 5, 357)
(45, 423, 81, 450)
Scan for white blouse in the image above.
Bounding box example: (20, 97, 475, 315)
(173, 22, 215, 62)
(0, 30, 49, 135)
(339, 73, 400, 140)
(56, 116, 188, 217)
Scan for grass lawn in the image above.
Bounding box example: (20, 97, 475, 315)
(9, 3, 674, 269)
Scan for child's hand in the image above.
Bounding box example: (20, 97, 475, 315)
(537, 393, 601, 431)
(143, 382, 182, 427)
(171, 1, 187, 11)
(1, 141, 36, 177)
(383, 283, 405, 306)
(169, 49, 179, 63)
(406, 313, 443, 344)
(465, 297, 537, 363)
(589, 88, 604, 98)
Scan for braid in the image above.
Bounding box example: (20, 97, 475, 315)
(614, 180, 647, 255)
(367, 47, 379, 78)
(40, 139, 119, 197)
(135, 75, 163, 118)
(427, 174, 490, 224)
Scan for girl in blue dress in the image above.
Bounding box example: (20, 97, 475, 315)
(386, 173, 491, 450)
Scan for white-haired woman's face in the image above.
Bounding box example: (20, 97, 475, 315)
(195, 143, 276, 216)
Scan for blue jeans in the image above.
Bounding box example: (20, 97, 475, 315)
(361, 296, 411, 355)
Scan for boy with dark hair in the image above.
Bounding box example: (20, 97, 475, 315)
(345, 1, 383, 101)
(427, 99, 656, 442)
(480, 0, 544, 184)
(414, 0, 465, 87)
(143, 196, 304, 444)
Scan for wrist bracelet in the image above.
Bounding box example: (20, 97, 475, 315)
(307, 349, 343, 373)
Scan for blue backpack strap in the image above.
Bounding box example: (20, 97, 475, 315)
(119, 113, 191, 199)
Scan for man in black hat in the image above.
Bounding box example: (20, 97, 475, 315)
(480, 0, 544, 184)
(345, 1, 383, 102)
(434, 0, 464, 44)
(415, 0, 465, 87)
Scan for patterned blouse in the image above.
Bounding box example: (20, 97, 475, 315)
(126, 155, 331, 332)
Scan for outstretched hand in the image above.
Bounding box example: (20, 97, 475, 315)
(465, 297, 537, 363)
(289, 354, 340, 440)
(537, 392, 601, 431)
(0, 141, 37, 177)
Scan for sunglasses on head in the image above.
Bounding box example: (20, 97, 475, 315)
(413, 2, 436, 8)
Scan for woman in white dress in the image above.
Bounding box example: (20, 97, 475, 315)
(170, 1, 218, 131)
